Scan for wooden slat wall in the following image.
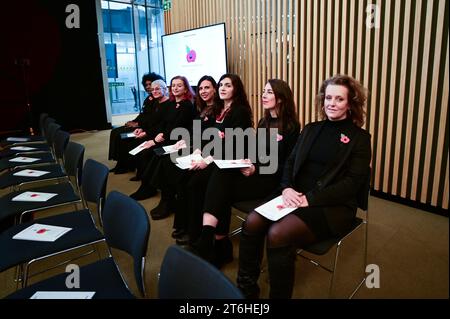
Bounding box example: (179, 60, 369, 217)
(165, 0, 449, 211)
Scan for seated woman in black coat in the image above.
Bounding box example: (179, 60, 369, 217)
(193, 79, 300, 268)
(237, 74, 372, 299)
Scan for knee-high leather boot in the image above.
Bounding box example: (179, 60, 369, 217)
(267, 245, 296, 299)
(236, 230, 265, 299)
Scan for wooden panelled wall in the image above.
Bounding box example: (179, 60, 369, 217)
(165, 0, 449, 212)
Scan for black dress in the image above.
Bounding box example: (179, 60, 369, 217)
(202, 116, 300, 235)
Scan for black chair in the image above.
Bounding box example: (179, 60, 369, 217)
(0, 139, 83, 193)
(0, 159, 109, 288)
(0, 142, 85, 227)
(0, 123, 63, 173)
(5, 191, 150, 299)
(296, 171, 371, 298)
(0, 117, 56, 148)
(158, 245, 244, 299)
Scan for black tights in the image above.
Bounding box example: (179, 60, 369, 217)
(244, 211, 317, 248)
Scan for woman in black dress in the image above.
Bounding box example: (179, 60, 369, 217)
(237, 74, 372, 299)
(193, 79, 300, 269)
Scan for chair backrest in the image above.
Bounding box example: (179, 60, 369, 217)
(63, 141, 85, 187)
(38, 113, 49, 136)
(45, 123, 61, 149)
(102, 191, 150, 296)
(81, 159, 109, 213)
(42, 117, 56, 137)
(356, 169, 371, 211)
(54, 130, 70, 161)
(158, 245, 244, 299)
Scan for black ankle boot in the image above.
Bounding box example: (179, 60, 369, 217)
(191, 225, 216, 263)
(267, 246, 296, 299)
(150, 199, 175, 220)
(130, 184, 157, 200)
(236, 229, 265, 299)
(213, 237, 233, 269)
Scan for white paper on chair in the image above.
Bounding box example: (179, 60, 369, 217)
(13, 223, 72, 242)
(11, 191, 58, 202)
(254, 195, 297, 221)
(6, 137, 30, 142)
(10, 146, 37, 151)
(13, 169, 51, 177)
(8, 156, 40, 163)
(213, 159, 252, 169)
(30, 291, 95, 299)
(175, 153, 204, 170)
(128, 141, 148, 156)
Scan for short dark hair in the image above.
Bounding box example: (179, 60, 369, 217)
(141, 72, 164, 86)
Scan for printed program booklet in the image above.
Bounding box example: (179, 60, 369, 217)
(214, 159, 252, 169)
(11, 191, 58, 202)
(30, 291, 95, 299)
(13, 223, 72, 242)
(6, 137, 30, 142)
(10, 146, 37, 151)
(13, 169, 51, 177)
(175, 153, 204, 170)
(8, 156, 40, 163)
(254, 195, 297, 221)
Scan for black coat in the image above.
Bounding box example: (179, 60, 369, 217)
(281, 120, 371, 234)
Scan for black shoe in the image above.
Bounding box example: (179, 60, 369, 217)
(171, 228, 185, 239)
(130, 186, 157, 200)
(150, 199, 174, 220)
(176, 233, 190, 246)
(129, 175, 140, 181)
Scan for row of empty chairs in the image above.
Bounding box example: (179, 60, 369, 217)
(1, 114, 243, 299)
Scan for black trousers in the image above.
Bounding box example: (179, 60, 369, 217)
(108, 126, 135, 160)
(203, 166, 279, 236)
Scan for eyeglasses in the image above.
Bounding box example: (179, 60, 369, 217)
(151, 87, 162, 92)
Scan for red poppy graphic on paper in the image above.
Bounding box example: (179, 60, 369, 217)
(276, 134, 283, 142)
(30, 194, 39, 198)
(218, 131, 225, 139)
(340, 134, 350, 144)
(37, 228, 49, 234)
(186, 46, 197, 63)
(276, 204, 285, 210)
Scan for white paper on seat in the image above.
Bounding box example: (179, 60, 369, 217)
(13, 223, 72, 242)
(214, 159, 252, 169)
(11, 191, 58, 202)
(254, 195, 297, 221)
(13, 169, 51, 177)
(6, 137, 30, 142)
(8, 156, 40, 163)
(10, 146, 37, 151)
(128, 141, 148, 156)
(30, 291, 95, 299)
(175, 153, 204, 169)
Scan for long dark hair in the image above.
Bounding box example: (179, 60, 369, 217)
(260, 79, 300, 134)
(215, 73, 253, 123)
(195, 75, 217, 115)
(315, 74, 368, 127)
(169, 76, 195, 102)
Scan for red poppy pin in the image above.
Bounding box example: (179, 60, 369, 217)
(176, 103, 180, 109)
(203, 116, 208, 122)
(340, 133, 350, 144)
(218, 131, 225, 139)
(276, 134, 283, 142)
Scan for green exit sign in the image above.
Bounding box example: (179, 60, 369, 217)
(163, 0, 171, 11)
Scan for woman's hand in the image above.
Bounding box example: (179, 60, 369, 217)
(190, 160, 208, 170)
(282, 188, 304, 207)
(155, 133, 165, 143)
(174, 139, 187, 150)
(240, 159, 255, 177)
